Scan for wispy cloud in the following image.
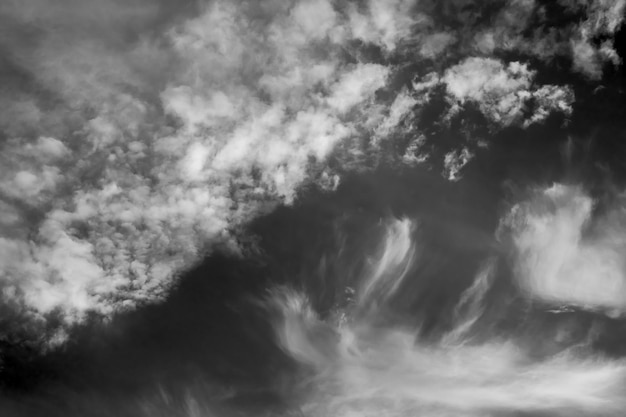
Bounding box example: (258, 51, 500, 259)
(470, 0, 625, 79)
(502, 183, 626, 315)
(271, 217, 626, 417)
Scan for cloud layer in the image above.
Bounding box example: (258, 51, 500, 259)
(0, 0, 424, 336)
(0, 0, 622, 339)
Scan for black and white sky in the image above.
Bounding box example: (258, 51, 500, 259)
(0, 0, 626, 416)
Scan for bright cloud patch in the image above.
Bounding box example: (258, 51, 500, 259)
(502, 184, 626, 315)
(431, 57, 574, 127)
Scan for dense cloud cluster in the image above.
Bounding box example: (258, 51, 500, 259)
(0, 0, 623, 338)
(434, 57, 573, 127)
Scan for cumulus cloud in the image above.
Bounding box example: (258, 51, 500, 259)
(415, 57, 574, 127)
(502, 184, 626, 315)
(0, 0, 421, 337)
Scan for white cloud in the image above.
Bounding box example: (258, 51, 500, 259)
(471, 0, 626, 79)
(572, 0, 626, 35)
(502, 184, 626, 315)
(347, 0, 420, 51)
(326, 64, 389, 113)
(161, 87, 237, 132)
(270, 218, 626, 417)
(0, 0, 414, 336)
(402, 135, 429, 166)
(359, 218, 417, 308)
(570, 0, 626, 80)
(443, 147, 473, 181)
(375, 89, 417, 137)
(424, 57, 574, 127)
(525, 85, 575, 127)
(444, 59, 532, 103)
(0, 0, 621, 340)
(571, 35, 604, 80)
(290, 0, 339, 40)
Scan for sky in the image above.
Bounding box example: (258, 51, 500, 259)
(0, 0, 625, 416)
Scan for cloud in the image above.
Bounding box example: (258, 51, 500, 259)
(270, 217, 626, 417)
(443, 147, 474, 181)
(502, 184, 626, 316)
(326, 64, 389, 113)
(358, 217, 417, 309)
(568, 0, 625, 78)
(0, 0, 622, 341)
(470, 0, 626, 79)
(402, 56, 574, 181)
(346, 0, 420, 51)
(0, 0, 417, 338)
(429, 57, 574, 127)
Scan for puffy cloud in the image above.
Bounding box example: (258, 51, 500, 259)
(442, 58, 574, 126)
(412, 57, 574, 128)
(0, 0, 414, 337)
(161, 1, 394, 203)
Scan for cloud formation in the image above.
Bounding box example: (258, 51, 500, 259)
(470, 0, 626, 79)
(0, 0, 621, 339)
(0, 0, 423, 337)
(271, 218, 626, 417)
(502, 184, 626, 315)
(415, 57, 574, 128)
